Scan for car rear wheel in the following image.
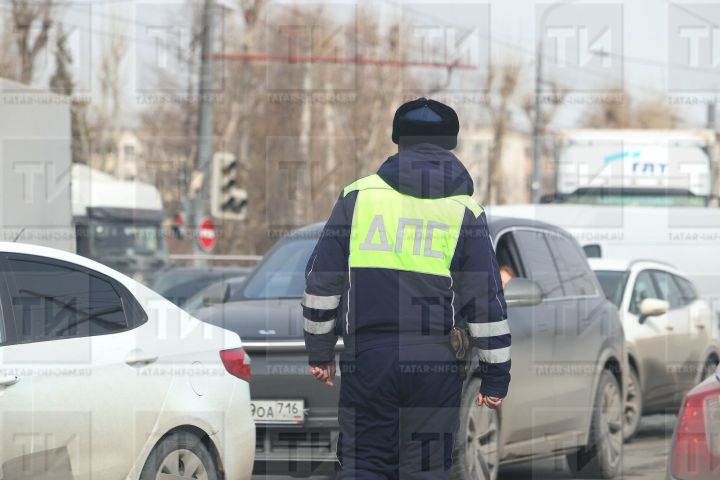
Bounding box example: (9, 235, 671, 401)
(566, 369, 623, 478)
(622, 367, 643, 442)
(452, 378, 500, 480)
(140, 430, 219, 480)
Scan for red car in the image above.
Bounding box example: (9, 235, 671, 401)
(669, 365, 720, 480)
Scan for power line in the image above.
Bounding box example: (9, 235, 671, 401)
(212, 52, 476, 69)
(372, 0, 637, 90)
(371, 0, 693, 93)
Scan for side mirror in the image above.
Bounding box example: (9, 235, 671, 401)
(202, 294, 225, 307)
(504, 277, 544, 307)
(583, 244, 602, 258)
(221, 283, 233, 303)
(639, 298, 669, 324)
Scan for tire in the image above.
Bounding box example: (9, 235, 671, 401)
(451, 377, 500, 480)
(700, 356, 719, 381)
(140, 430, 219, 480)
(622, 367, 643, 442)
(566, 370, 623, 479)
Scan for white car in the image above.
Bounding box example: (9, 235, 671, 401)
(590, 258, 719, 441)
(0, 242, 255, 480)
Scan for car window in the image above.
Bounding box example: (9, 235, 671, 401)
(495, 232, 525, 281)
(242, 238, 317, 299)
(675, 276, 698, 304)
(512, 229, 564, 298)
(546, 234, 598, 296)
(0, 299, 5, 345)
(594, 270, 629, 308)
(6, 258, 128, 342)
(153, 269, 250, 306)
(652, 270, 685, 309)
(629, 270, 659, 315)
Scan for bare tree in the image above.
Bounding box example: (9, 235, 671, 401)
(633, 98, 681, 128)
(138, 3, 418, 255)
(49, 25, 71, 95)
(484, 63, 521, 205)
(95, 18, 128, 173)
(0, 15, 20, 78)
(49, 25, 90, 166)
(521, 80, 569, 133)
(10, 0, 54, 84)
(583, 92, 680, 128)
(520, 79, 569, 199)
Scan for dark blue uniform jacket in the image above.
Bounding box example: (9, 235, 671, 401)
(302, 143, 511, 397)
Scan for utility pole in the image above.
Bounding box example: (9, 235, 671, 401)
(533, 0, 579, 204)
(532, 38, 543, 204)
(708, 102, 716, 130)
(193, 0, 216, 263)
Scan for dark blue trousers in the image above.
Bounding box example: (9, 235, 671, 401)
(337, 344, 462, 480)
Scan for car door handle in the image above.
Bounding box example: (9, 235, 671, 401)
(125, 351, 158, 367)
(665, 325, 674, 331)
(0, 375, 20, 387)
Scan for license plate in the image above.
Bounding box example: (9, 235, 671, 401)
(251, 399, 304, 424)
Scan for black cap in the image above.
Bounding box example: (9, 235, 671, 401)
(392, 98, 459, 150)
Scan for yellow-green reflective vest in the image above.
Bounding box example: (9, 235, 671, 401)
(343, 174, 483, 277)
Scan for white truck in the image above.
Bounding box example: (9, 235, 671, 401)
(492, 128, 720, 338)
(0, 78, 75, 251)
(550, 129, 717, 207)
(72, 164, 166, 284)
(0, 78, 166, 283)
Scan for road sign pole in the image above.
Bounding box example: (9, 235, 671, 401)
(198, 217, 217, 253)
(532, 36, 543, 205)
(192, 0, 216, 265)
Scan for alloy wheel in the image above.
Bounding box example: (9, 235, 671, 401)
(465, 405, 499, 480)
(623, 370, 642, 439)
(156, 448, 209, 480)
(600, 379, 623, 467)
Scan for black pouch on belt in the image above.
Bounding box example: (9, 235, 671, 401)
(449, 325, 471, 381)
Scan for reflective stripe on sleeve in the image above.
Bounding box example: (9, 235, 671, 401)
(477, 346, 511, 364)
(468, 319, 510, 338)
(302, 292, 341, 310)
(304, 318, 336, 335)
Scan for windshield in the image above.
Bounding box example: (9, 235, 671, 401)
(563, 190, 707, 207)
(594, 270, 630, 308)
(90, 221, 165, 257)
(241, 238, 317, 300)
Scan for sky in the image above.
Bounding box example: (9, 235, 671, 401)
(24, 0, 719, 129)
(374, 0, 711, 128)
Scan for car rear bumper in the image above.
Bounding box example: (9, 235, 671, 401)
(254, 425, 340, 464)
(216, 383, 256, 480)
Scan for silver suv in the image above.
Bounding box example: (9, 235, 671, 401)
(197, 216, 627, 480)
(591, 258, 719, 441)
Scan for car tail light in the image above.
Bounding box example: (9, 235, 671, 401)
(220, 348, 251, 382)
(672, 379, 720, 480)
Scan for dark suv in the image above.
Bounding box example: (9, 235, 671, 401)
(196, 216, 626, 480)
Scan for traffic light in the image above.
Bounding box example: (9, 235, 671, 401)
(210, 152, 248, 221)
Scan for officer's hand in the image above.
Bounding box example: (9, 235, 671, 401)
(476, 394, 503, 409)
(309, 362, 336, 386)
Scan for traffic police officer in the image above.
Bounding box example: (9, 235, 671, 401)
(302, 98, 511, 479)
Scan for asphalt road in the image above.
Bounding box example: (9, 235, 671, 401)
(252, 414, 674, 480)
